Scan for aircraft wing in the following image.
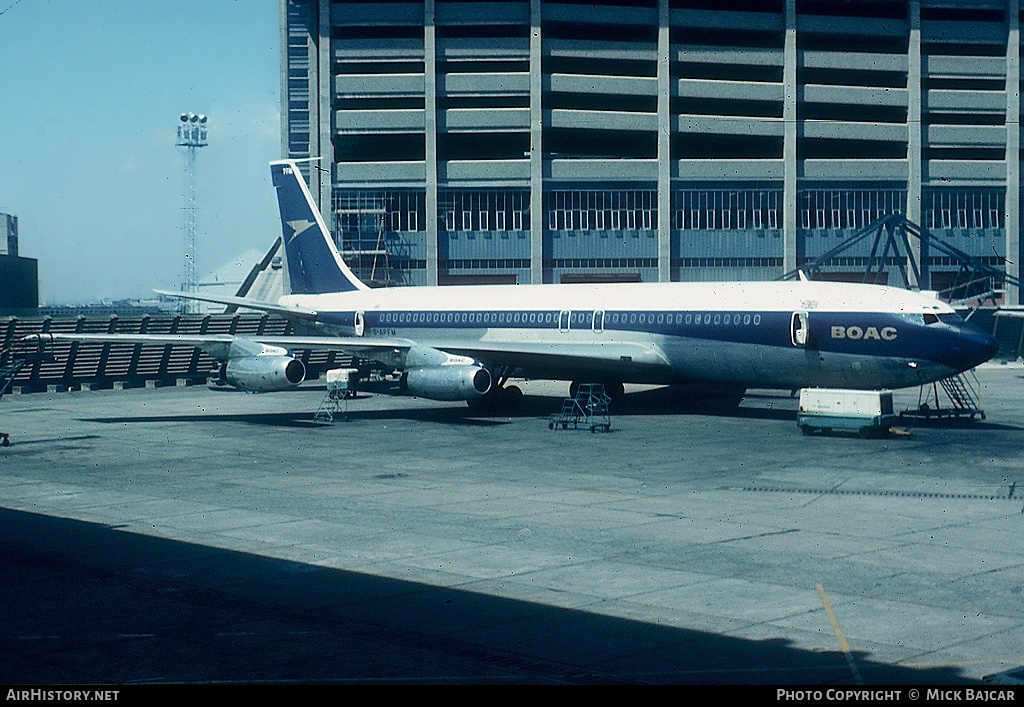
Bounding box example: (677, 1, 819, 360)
(32, 331, 671, 383)
(28, 332, 413, 364)
(152, 290, 318, 323)
(438, 340, 672, 381)
(256, 335, 674, 381)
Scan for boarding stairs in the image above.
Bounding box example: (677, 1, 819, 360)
(548, 383, 612, 433)
(900, 371, 985, 422)
(0, 359, 25, 400)
(314, 386, 349, 424)
(313, 368, 358, 424)
(1, 343, 45, 446)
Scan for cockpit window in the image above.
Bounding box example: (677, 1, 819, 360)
(923, 313, 939, 325)
(937, 312, 965, 325)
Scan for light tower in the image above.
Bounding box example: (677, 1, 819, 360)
(176, 112, 208, 314)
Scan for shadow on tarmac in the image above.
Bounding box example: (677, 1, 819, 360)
(0, 506, 979, 685)
(78, 385, 1024, 431)
(83, 384, 789, 423)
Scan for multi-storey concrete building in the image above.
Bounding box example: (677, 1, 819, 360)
(281, 0, 1021, 304)
(0, 213, 37, 312)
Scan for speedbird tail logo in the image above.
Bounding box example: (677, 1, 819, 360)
(286, 219, 316, 243)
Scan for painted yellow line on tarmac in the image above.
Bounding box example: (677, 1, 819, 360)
(817, 583, 864, 685)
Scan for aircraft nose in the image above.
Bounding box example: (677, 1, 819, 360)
(958, 327, 999, 370)
(982, 332, 1000, 362)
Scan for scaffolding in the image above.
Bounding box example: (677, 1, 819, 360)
(335, 190, 426, 287)
(337, 198, 390, 286)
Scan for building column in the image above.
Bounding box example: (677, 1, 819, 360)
(657, 0, 672, 283)
(1007, 0, 1021, 306)
(425, 0, 439, 286)
(530, 0, 544, 284)
(278, 0, 289, 161)
(317, 0, 332, 220)
(783, 0, 798, 274)
(907, 0, 923, 289)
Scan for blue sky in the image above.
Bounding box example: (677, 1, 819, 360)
(0, 0, 281, 303)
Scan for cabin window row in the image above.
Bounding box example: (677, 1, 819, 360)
(372, 311, 762, 327)
(608, 312, 762, 327)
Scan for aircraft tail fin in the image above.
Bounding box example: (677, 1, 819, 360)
(269, 159, 368, 294)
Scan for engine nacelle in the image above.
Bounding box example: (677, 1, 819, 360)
(402, 365, 492, 401)
(224, 355, 306, 392)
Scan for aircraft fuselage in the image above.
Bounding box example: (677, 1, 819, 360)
(280, 280, 997, 391)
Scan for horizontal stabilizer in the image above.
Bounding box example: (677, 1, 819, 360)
(153, 290, 318, 322)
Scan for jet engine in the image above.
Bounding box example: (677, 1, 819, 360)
(224, 354, 306, 392)
(402, 364, 492, 401)
(398, 344, 492, 401)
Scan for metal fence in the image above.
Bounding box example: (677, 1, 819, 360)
(2, 308, 1016, 395)
(1, 313, 353, 394)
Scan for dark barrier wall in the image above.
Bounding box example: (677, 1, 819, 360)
(0, 256, 39, 310)
(1, 313, 351, 393)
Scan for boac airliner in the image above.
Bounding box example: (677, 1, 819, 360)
(48, 159, 999, 412)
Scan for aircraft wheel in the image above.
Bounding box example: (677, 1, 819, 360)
(800, 425, 813, 436)
(668, 383, 746, 413)
(467, 384, 523, 414)
(602, 381, 625, 403)
(1, 435, 9, 447)
(503, 385, 523, 410)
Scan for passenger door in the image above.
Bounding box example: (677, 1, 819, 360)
(791, 311, 808, 347)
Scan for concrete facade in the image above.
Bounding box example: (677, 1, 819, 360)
(1, 213, 17, 257)
(282, 0, 1022, 304)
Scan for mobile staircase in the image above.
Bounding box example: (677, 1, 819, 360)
(1, 337, 53, 446)
(313, 367, 358, 424)
(900, 371, 985, 423)
(0, 359, 25, 445)
(548, 383, 612, 433)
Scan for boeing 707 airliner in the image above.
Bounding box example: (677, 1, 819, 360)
(45, 159, 999, 412)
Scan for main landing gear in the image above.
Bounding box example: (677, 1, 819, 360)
(569, 380, 624, 404)
(467, 370, 524, 414)
(668, 382, 747, 413)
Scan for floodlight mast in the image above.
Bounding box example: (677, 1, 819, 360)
(176, 112, 208, 314)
